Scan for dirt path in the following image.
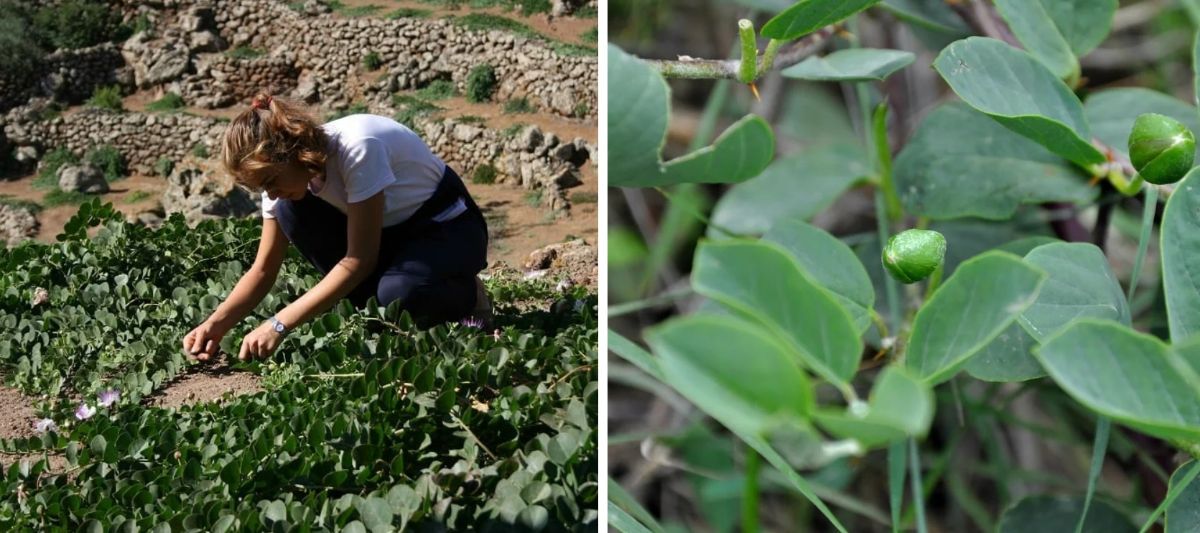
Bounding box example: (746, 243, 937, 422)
(332, 0, 597, 46)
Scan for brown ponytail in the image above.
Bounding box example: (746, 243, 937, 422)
(221, 91, 329, 189)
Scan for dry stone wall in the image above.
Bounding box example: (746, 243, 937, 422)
(0, 44, 128, 114)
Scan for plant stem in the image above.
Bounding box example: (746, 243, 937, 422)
(738, 19, 757, 84)
(922, 263, 944, 302)
(607, 286, 696, 317)
(1076, 417, 1111, 533)
(888, 442, 906, 532)
(1139, 461, 1200, 532)
(873, 103, 902, 222)
(742, 448, 761, 533)
(645, 26, 835, 80)
(760, 39, 784, 72)
(1127, 185, 1158, 303)
(909, 438, 928, 533)
(877, 192, 903, 333)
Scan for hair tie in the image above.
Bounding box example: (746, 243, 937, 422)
(252, 95, 272, 110)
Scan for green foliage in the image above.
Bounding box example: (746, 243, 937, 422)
(225, 46, 264, 59)
(362, 51, 382, 71)
(85, 145, 127, 182)
(153, 157, 175, 178)
(465, 64, 498, 103)
(472, 163, 498, 184)
(391, 94, 442, 129)
(501, 123, 527, 139)
(503, 98, 533, 114)
(518, 0, 551, 15)
(42, 189, 90, 207)
(191, 143, 210, 159)
(34, 148, 80, 190)
(569, 191, 597, 204)
(85, 85, 124, 112)
(581, 26, 597, 44)
(0, 201, 598, 530)
(0, 195, 41, 213)
(416, 80, 457, 100)
(337, 4, 383, 17)
(145, 92, 185, 112)
(457, 115, 485, 125)
(123, 190, 151, 204)
(29, 0, 124, 50)
(0, 6, 44, 81)
(385, 8, 430, 19)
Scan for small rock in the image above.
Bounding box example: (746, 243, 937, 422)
(517, 126, 542, 152)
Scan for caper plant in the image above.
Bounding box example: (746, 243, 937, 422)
(609, 0, 1200, 531)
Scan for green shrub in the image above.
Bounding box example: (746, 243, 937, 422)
(550, 42, 596, 57)
(385, 8, 430, 19)
(457, 115, 485, 125)
(417, 80, 457, 100)
(575, 5, 597, 17)
(124, 190, 151, 204)
(86, 145, 127, 182)
(0, 7, 44, 81)
(154, 157, 175, 177)
(131, 13, 152, 34)
(34, 148, 79, 189)
(503, 98, 533, 114)
(466, 64, 497, 103)
(523, 189, 543, 207)
(191, 143, 210, 159)
(572, 101, 590, 118)
(86, 85, 124, 112)
(145, 92, 185, 112)
(30, 0, 122, 50)
(362, 51, 382, 71)
(472, 163, 498, 184)
(569, 191, 597, 204)
(520, 0, 551, 15)
(338, 4, 381, 17)
(501, 123, 527, 139)
(581, 26, 597, 43)
(453, 13, 531, 35)
(225, 46, 264, 59)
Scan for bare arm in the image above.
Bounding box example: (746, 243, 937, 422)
(273, 192, 383, 329)
(209, 219, 289, 329)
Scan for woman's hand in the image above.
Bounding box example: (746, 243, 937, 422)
(238, 321, 285, 361)
(183, 320, 229, 361)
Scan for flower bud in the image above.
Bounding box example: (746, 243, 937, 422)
(882, 229, 946, 284)
(1129, 113, 1195, 185)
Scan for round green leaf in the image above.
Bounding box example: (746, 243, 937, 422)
(646, 315, 814, 434)
(905, 251, 1047, 385)
(1163, 168, 1200, 343)
(761, 0, 881, 40)
(999, 495, 1135, 533)
(1167, 461, 1200, 533)
(965, 322, 1044, 382)
(1035, 320, 1200, 442)
(994, 0, 1078, 80)
(813, 366, 933, 448)
(1019, 242, 1129, 341)
(1085, 88, 1200, 164)
(933, 37, 1104, 167)
(762, 219, 875, 333)
(693, 240, 862, 385)
(781, 48, 915, 82)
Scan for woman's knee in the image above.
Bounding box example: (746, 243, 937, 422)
(376, 275, 475, 324)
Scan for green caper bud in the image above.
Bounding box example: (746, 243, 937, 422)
(882, 229, 946, 284)
(1129, 113, 1195, 185)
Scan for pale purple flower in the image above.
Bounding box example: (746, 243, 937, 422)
(459, 317, 485, 329)
(97, 389, 120, 407)
(492, 329, 501, 341)
(74, 403, 96, 421)
(32, 418, 56, 433)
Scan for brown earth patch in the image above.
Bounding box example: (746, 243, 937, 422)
(144, 360, 263, 409)
(0, 172, 167, 242)
(0, 385, 38, 441)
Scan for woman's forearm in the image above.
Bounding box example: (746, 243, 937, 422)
(208, 268, 278, 329)
(275, 257, 374, 329)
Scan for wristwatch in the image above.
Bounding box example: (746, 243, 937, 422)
(268, 316, 288, 336)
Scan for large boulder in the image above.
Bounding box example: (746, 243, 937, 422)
(523, 239, 597, 289)
(161, 158, 257, 225)
(57, 163, 109, 194)
(0, 204, 39, 247)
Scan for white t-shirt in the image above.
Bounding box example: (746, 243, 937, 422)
(261, 114, 465, 227)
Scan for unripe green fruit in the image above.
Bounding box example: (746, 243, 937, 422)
(882, 229, 946, 284)
(1129, 113, 1195, 185)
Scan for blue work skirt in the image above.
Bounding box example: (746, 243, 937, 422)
(273, 166, 488, 326)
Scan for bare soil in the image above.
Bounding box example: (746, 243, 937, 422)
(0, 385, 37, 441)
(144, 360, 263, 409)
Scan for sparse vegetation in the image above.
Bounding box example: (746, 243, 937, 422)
(501, 123, 528, 139)
(225, 46, 264, 59)
(503, 97, 533, 114)
(392, 94, 443, 129)
(457, 115, 485, 125)
(472, 163, 498, 184)
(326, 102, 370, 122)
(191, 142, 210, 159)
(572, 101, 591, 118)
(448, 13, 596, 58)
(385, 8, 430, 19)
(569, 190, 597, 204)
(145, 92, 185, 112)
(34, 148, 79, 189)
(517, 0, 551, 15)
(86, 144, 127, 182)
(154, 156, 175, 177)
(362, 51, 382, 71)
(124, 190, 152, 204)
(465, 64, 497, 103)
(549, 41, 596, 57)
(337, 3, 382, 17)
(416, 80, 457, 100)
(524, 188, 543, 207)
(0, 195, 42, 213)
(86, 85, 124, 112)
(582, 26, 597, 44)
(575, 5, 597, 17)
(42, 188, 90, 207)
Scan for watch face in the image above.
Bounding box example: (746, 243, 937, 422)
(274, 322, 285, 333)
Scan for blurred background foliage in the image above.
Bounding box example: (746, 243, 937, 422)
(608, 0, 1200, 531)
